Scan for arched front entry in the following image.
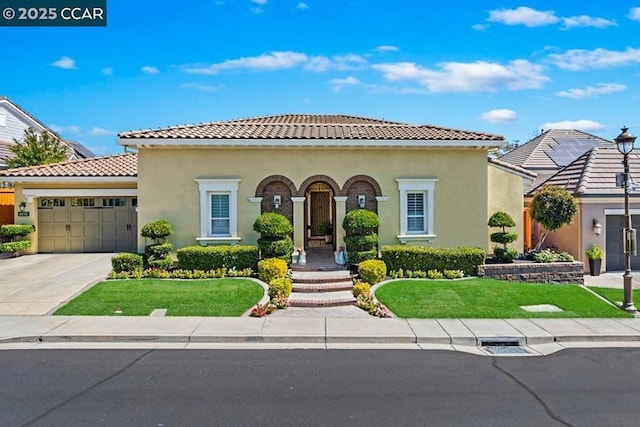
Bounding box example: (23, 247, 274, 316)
(305, 182, 335, 249)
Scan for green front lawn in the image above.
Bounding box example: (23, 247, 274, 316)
(54, 279, 264, 316)
(588, 287, 640, 309)
(375, 278, 633, 319)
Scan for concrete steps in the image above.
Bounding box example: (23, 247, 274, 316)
(289, 270, 356, 307)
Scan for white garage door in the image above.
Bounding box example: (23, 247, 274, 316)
(38, 197, 137, 253)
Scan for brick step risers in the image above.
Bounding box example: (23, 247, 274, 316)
(287, 290, 356, 308)
(291, 275, 355, 284)
(292, 281, 353, 293)
(290, 265, 347, 272)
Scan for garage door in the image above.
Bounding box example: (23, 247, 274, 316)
(38, 197, 137, 253)
(605, 215, 640, 271)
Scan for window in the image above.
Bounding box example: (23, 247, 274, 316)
(103, 198, 127, 207)
(396, 178, 437, 242)
(40, 198, 65, 208)
(210, 193, 230, 235)
(195, 178, 241, 244)
(407, 192, 425, 233)
(70, 198, 95, 207)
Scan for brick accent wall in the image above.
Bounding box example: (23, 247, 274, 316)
(346, 181, 378, 213)
(261, 181, 293, 224)
(477, 262, 584, 284)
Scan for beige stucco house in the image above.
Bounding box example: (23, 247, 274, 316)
(1, 114, 533, 258)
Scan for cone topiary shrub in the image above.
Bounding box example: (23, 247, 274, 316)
(343, 209, 380, 264)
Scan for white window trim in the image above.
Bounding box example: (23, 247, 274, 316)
(396, 178, 437, 243)
(195, 178, 241, 244)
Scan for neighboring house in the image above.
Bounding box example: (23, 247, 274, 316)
(1, 114, 532, 256)
(525, 145, 640, 272)
(499, 129, 613, 193)
(0, 96, 95, 170)
(0, 96, 96, 227)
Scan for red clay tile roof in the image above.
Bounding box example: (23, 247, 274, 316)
(528, 145, 640, 196)
(0, 152, 136, 178)
(118, 114, 503, 142)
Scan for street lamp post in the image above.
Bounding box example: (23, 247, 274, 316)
(615, 126, 637, 312)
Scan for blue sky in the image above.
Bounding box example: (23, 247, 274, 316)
(2, 1, 640, 155)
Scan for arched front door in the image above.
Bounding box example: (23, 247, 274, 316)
(305, 182, 335, 248)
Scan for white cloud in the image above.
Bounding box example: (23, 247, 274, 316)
(488, 6, 559, 27)
(329, 76, 360, 92)
(88, 127, 117, 136)
(480, 109, 517, 124)
(562, 15, 616, 29)
(297, 2, 309, 10)
(548, 47, 640, 70)
(49, 124, 82, 136)
(541, 119, 605, 132)
(102, 67, 113, 75)
(629, 7, 640, 21)
(556, 83, 627, 99)
(142, 66, 160, 74)
(182, 51, 308, 74)
(373, 60, 549, 92)
(180, 83, 223, 92)
(472, 23, 488, 31)
(375, 45, 399, 52)
(52, 56, 76, 69)
(305, 54, 367, 72)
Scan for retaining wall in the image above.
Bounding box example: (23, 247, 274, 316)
(477, 261, 584, 285)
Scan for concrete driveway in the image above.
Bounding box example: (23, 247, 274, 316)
(0, 253, 113, 315)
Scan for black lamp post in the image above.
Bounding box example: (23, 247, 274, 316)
(614, 126, 637, 312)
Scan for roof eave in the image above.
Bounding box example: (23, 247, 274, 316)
(117, 137, 503, 149)
(0, 176, 137, 183)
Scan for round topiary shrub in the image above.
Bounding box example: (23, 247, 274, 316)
(268, 277, 293, 299)
(358, 259, 387, 284)
(258, 257, 288, 283)
(343, 209, 380, 266)
(253, 213, 293, 238)
(141, 220, 173, 243)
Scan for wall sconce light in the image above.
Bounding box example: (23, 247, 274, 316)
(593, 218, 602, 236)
(19, 202, 26, 212)
(358, 195, 366, 209)
(274, 195, 281, 210)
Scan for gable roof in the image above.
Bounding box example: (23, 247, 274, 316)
(118, 114, 503, 147)
(499, 129, 613, 170)
(527, 145, 640, 197)
(488, 157, 537, 179)
(0, 152, 136, 181)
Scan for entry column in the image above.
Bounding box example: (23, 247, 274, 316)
(334, 196, 348, 249)
(291, 197, 306, 249)
(248, 197, 263, 244)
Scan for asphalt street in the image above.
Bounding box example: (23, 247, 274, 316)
(2, 348, 640, 426)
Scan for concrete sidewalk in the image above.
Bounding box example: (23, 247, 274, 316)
(3, 315, 640, 355)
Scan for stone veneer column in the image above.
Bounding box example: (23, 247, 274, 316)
(334, 196, 348, 250)
(291, 197, 306, 249)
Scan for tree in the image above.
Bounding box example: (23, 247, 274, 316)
(488, 211, 518, 262)
(530, 185, 577, 250)
(4, 128, 67, 168)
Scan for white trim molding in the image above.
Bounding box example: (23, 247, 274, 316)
(604, 209, 640, 215)
(376, 196, 389, 202)
(195, 178, 241, 240)
(333, 196, 348, 202)
(291, 197, 306, 203)
(248, 197, 263, 203)
(396, 178, 438, 242)
(22, 188, 137, 203)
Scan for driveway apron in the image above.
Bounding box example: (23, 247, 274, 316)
(0, 254, 113, 315)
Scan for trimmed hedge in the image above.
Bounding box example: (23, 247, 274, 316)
(358, 259, 387, 284)
(258, 258, 288, 283)
(176, 245, 259, 271)
(112, 252, 144, 273)
(1, 224, 35, 237)
(0, 240, 32, 253)
(381, 245, 486, 277)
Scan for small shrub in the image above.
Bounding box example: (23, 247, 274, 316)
(352, 280, 371, 298)
(533, 249, 557, 263)
(443, 269, 464, 279)
(358, 259, 387, 284)
(271, 295, 289, 309)
(355, 293, 391, 318)
(0, 240, 31, 253)
(111, 253, 144, 273)
(258, 258, 288, 283)
(268, 277, 293, 299)
(140, 220, 173, 243)
(147, 256, 174, 270)
(427, 269, 443, 279)
(250, 303, 277, 317)
(0, 224, 35, 237)
(585, 244, 603, 260)
(494, 247, 518, 263)
(557, 251, 575, 262)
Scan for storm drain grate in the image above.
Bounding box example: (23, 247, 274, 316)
(479, 337, 531, 355)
